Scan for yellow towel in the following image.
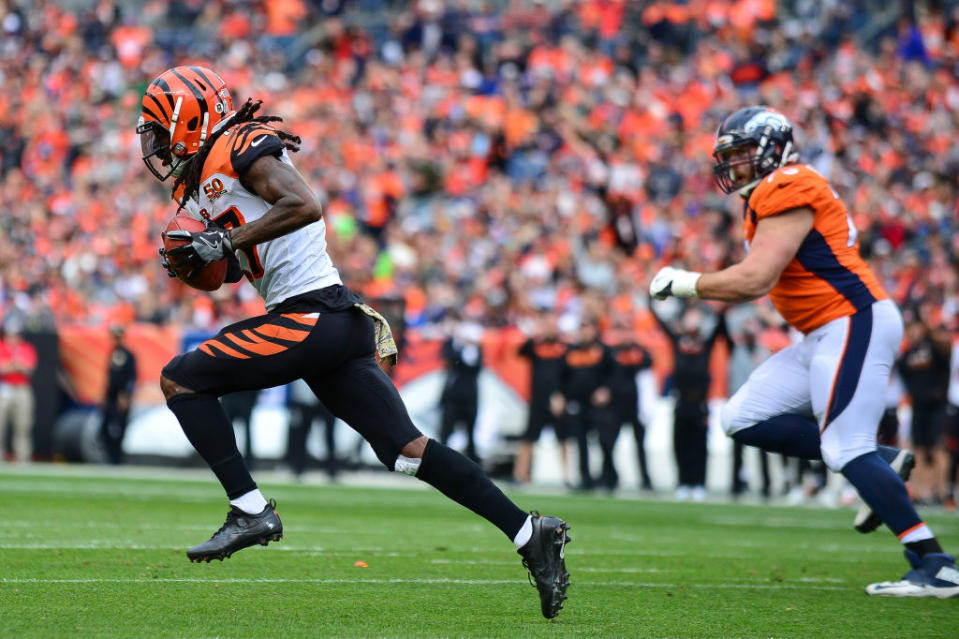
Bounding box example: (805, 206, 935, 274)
(354, 303, 399, 366)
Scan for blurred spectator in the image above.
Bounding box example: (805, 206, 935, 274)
(560, 318, 614, 491)
(605, 315, 654, 491)
(513, 309, 570, 486)
(898, 313, 951, 504)
(0, 0, 953, 342)
(879, 370, 907, 447)
(220, 389, 261, 470)
(438, 315, 483, 463)
(727, 313, 772, 498)
(287, 378, 339, 480)
(0, 0, 957, 487)
(99, 325, 137, 464)
(653, 301, 727, 501)
(947, 329, 959, 510)
(0, 321, 36, 462)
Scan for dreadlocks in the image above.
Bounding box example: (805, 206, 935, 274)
(173, 98, 302, 209)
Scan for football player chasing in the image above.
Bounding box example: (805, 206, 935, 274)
(651, 106, 959, 598)
(136, 66, 570, 618)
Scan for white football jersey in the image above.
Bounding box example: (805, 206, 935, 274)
(181, 121, 341, 309)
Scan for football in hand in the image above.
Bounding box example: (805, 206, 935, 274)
(161, 214, 228, 291)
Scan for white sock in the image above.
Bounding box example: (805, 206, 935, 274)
(230, 489, 268, 515)
(513, 515, 533, 548)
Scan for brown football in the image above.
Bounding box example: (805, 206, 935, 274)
(161, 214, 227, 291)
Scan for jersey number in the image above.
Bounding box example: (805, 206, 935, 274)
(213, 206, 264, 280)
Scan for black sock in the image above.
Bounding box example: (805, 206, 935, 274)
(415, 439, 528, 540)
(167, 393, 256, 499)
(906, 538, 944, 558)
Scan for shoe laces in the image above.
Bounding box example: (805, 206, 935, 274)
(522, 531, 568, 591)
(209, 509, 241, 540)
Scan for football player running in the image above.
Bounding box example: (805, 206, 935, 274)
(136, 66, 570, 618)
(650, 106, 958, 598)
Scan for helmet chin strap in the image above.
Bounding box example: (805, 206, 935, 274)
(740, 139, 795, 198)
(169, 156, 190, 178)
(737, 178, 761, 198)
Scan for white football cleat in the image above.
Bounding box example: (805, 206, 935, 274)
(866, 551, 959, 599)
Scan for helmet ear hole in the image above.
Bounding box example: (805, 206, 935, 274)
(187, 116, 199, 130)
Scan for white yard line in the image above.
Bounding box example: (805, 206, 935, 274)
(0, 542, 892, 562)
(0, 576, 850, 590)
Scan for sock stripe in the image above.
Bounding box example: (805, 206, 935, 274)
(898, 522, 931, 542)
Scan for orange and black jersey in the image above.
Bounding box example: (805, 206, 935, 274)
(652, 308, 726, 404)
(561, 340, 613, 400)
(609, 342, 652, 399)
(744, 164, 888, 334)
(177, 118, 343, 309)
(518, 337, 568, 400)
(899, 337, 951, 405)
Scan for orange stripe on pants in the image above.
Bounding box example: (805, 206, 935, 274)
(224, 332, 289, 356)
(254, 324, 311, 342)
(204, 339, 251, 359)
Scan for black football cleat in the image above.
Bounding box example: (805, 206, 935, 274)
(518, 511, 571, 619)
(187, 499, 283, 563)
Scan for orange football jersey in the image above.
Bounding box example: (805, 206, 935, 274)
(743, 165, 887, 334)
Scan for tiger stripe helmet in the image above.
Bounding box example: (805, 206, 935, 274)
(137, 66, 234, 181)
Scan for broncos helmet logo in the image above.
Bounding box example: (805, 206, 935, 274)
(713, 106, 796, 197)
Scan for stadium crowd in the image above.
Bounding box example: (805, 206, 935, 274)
(0, 0, 957, 500)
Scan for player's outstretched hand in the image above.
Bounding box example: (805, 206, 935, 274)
(649, 266, 702, 299)
(165, 226, 234, 275)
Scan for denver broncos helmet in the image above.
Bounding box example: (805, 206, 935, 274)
(137, 66, 234, 181)
(713, 106, 796, 196)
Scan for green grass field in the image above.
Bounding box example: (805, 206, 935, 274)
(0, 466, 956, 638)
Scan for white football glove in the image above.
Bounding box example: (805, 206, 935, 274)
(649, 266, 702, 300)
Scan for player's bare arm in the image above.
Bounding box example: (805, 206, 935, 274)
(696, 206, 814, 301)
(650, 206, 813, 302)
(227, 155, 323, 251)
